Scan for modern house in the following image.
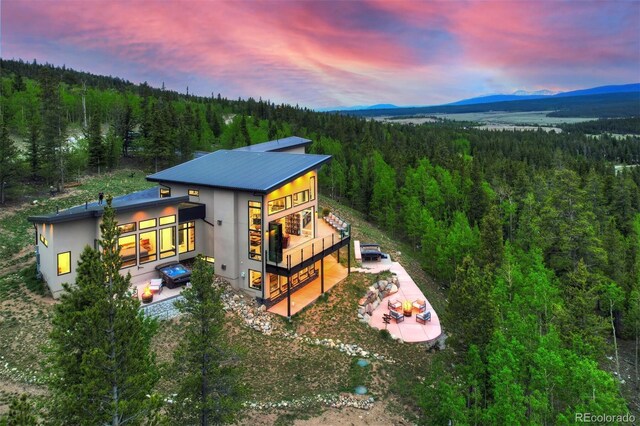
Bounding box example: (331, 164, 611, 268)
(28, 137, 351, 311)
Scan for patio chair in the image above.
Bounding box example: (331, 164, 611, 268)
(416, 311, 431, 324)
(412, 299, 427, 313)
(149, 278, 163, 294)
(389, 309, 405, 323)
(388, 299, 402, 311)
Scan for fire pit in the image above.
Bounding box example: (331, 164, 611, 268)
(402, 300, 413, 317)
(141, 285, 153, 304)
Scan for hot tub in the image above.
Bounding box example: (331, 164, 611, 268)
(155, 262, 191, 289)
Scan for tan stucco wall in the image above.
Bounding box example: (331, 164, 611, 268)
(36, 203, 182, 299)
(36, 219, 98, 298)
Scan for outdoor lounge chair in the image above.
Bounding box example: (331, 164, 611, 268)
(388, 299, 402, 310)
(416, 311, 431, 324)
(412, 299, 426, 312)
(389, 309, 405, 323)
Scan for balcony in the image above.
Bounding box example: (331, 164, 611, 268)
(266, 217, 350, 276)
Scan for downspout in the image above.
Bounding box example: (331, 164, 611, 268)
(260, 194, 265, 303)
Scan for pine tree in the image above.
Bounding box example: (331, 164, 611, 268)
(445, 257, 496, 352)
(3, 394, 37, 425)
(39, 67, 67, 189)
(171, 257, 245, 425)
(240, 114, 251, 146)
(47, 196, 159, 425)
(0, 112, 19, 204)
(478, 205, 504, 271)
(86, 111, 105, 173)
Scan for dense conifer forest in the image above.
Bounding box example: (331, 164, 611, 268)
(2, 58, 640, 422)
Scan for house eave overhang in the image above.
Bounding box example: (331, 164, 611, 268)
(146, 156, 332, 194)
(27, 196, 189, 225)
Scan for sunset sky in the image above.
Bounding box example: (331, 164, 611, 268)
(2, 0, 639, 109)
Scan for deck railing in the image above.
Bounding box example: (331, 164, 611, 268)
(266, 223, 350, 271)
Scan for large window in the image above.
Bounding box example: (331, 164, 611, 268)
(249, 269, 262, 290)
(179, 222, 196, 253)
(160, 227, 176, 259)
(57, 251, 71, 275)
(118, 235, 137, 268)
(139, 230, 157, 264)
(293, 190, 309, 207)
(249, 201, 262, 261)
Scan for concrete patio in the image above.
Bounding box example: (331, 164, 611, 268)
(356, 254, 441, 343)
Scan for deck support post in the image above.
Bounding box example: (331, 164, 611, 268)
(347, 240, 351, 275)
(321, 256, 325, 294)
(287, 255, 291, 319)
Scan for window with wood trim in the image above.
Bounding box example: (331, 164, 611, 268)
(139, 218, 157, 230)
(118, 234, 137, 268)
(139, 230, 157, 264)
(160, 227, 176, 259)
(159, 215, 176, 225)
(57, 251, 71, 275)
(249, 269, 262, 290)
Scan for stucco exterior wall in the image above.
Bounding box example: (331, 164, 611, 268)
(36, 219, 98, 298)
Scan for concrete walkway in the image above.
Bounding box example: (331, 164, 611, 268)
(356, 259, 442, 343)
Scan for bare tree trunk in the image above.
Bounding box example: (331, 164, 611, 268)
(610, 299, 621, 379)
(635, 330, 638, 390)
(82, 80, 88, 129)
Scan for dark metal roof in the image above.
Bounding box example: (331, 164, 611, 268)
(147, 150, 331, 193)
(233, 136, 312, 153)
(27, 187, 188, 224)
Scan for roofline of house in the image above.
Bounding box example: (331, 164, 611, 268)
(27, 195, 189, 225)
(146, 156, 332, 193)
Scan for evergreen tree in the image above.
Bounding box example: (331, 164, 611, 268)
(240, 114, 251, 146)
(104, 127, 122, 171)
(39, 67, 67, 189)
(47, 196, 159, 425)
(445, 257, 496, 353)
(0, 112, 20, 203)
(86, 110, 105, 173)
(171, 257, 245, 425)
(478, 205, 504, 271)
(2, 394, 37, 425)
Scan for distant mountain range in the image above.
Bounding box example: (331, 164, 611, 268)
(448, 83, 639, 106)
(338, 83, 640, 119)
(316, 103, 399, 112)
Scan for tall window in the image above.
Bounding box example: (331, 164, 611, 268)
(310, 176, 316, 201)
(118, 235, 137, 268)
(160, 227, 176, 259)
(249, 201, 262, 261)
(249, 269, 262, 290)
(139, 230, 157, 264)
(179, 222, 196, 253)
(57, 252, 71, 275)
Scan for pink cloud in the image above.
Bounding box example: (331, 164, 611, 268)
(2, 0, 639, 107)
